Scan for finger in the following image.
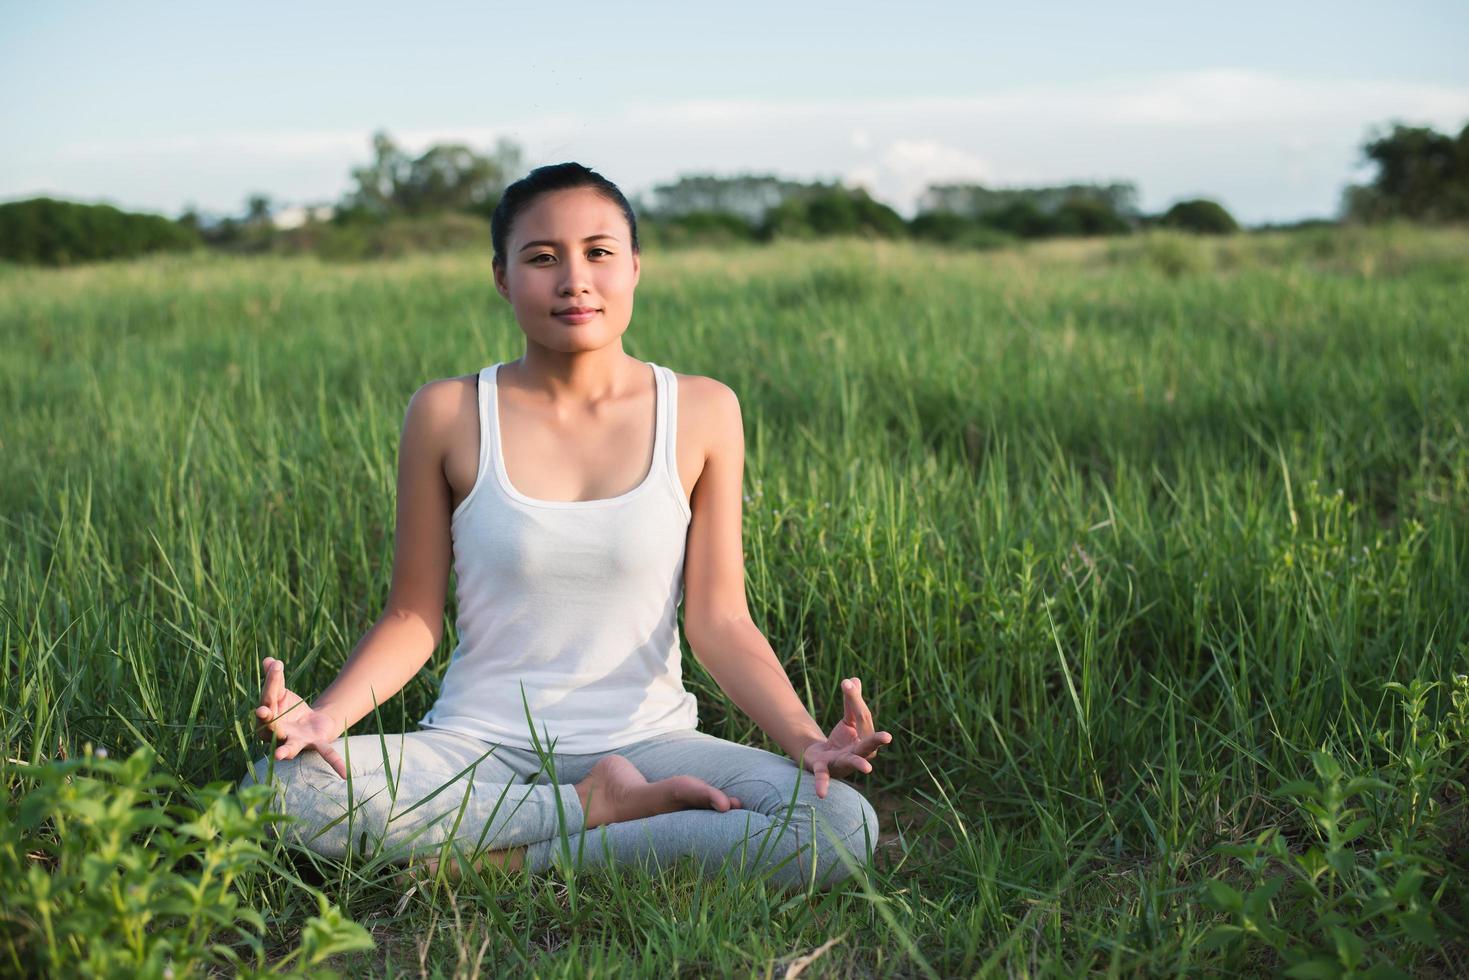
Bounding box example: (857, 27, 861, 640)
(317, 741, 348, 780)
(848, 677, 875, 732)
(843, 680, 874, 738)
(857, 732, 890, 762)
(856, 731, 892, 757)
(729, 796, 742, 809)
(265, 659, 286, 712)
(274, 737, 303, 761)
(259, 657, 274, 703)
(844, 754, 874, 774)
(842, 678, 860, 728)
(255, 702, 281, 738)
(812, 762, 830, 800)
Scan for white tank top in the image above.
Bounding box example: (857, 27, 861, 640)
(419, 360, 700, 753)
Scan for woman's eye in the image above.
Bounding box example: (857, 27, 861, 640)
(589, 247, 612, 258)
(530, 254, 553, 264)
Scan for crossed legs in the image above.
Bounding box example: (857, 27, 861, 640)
(240, 726, 879, 891)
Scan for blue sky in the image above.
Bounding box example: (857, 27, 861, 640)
(4, 0, 1468, 224)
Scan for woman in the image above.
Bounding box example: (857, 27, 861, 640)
(241, 162, 893, 891)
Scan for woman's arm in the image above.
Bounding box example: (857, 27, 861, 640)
(308, 379, 462, 733)
(680, 378, 829, 761)
(681, 378, 892, 796)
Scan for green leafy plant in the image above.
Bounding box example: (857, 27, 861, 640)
(1199, 677, 1469, 978)
(1, 744, 373, 978)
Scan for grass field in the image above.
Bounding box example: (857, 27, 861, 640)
(3, 225, 1469, 976)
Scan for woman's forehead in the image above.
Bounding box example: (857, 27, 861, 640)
(514, 188, 626, 240)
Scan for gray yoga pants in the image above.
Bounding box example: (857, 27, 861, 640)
(239, 726, 880, 891)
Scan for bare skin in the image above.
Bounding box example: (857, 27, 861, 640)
(254, 658, 743, 874)
(396, 755, 745, 879)
(249, 184, 894, 885)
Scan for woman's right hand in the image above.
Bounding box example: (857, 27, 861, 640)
(254, 657, 348, 779)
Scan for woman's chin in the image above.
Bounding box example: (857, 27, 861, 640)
(527, 325, 629, 350)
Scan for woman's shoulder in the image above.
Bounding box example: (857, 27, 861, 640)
(667, 370, 743, 462)
(667, 369, 739, 411)
(401, 372, 480, 436)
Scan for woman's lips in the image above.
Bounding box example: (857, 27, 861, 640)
(554, 309, 599, 324)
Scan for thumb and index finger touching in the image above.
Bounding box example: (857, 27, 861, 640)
(253, 657, 349, 779)
(841, 677, 894, 756)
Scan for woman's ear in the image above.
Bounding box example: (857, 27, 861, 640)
(492, 260, 510, 301)
(631, 250, 640, 287)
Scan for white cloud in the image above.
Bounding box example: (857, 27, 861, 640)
(10, 70, 1469, 223)
(846, 139, 994, 212)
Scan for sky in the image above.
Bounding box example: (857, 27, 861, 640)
(4, 1, 1468, 225)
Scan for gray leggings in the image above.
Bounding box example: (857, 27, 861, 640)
(239, 726, 880, 891)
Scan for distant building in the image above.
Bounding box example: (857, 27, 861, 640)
(271, 204, 335, 230)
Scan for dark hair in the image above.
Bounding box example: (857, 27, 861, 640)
(490, 162, 639, 267)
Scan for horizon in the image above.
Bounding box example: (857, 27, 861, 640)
(4, 1, 1469, 226)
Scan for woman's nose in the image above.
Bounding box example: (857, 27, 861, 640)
(558, 255, 590, 294)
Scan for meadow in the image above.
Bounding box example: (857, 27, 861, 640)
(2, 225, 1468, 976)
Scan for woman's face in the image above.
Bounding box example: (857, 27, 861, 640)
(493, 186, 640, 352)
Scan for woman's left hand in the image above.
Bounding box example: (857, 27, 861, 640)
(800, 677, 893, 799)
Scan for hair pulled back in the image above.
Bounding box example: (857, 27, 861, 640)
(490, 162, 640, 268)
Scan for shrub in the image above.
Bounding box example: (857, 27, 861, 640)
(276, 212, 489, 261)
(1051, 197, 1133, 236)
(0, 197, 202, 266)
(642, 210, 759, 248)
(1159, 198, 1239, 234)
(1198, 677, 1469, 977)
(982, 200, 1057, 239)
(762, 187, 907, 240)
(0, 744, 373, 977)
(908, 209, 971, 243)
(908, 211, 1017, 250)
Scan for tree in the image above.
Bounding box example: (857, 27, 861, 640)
(908, 210, 973, 243)
(176, 206, 202, 234)
(1052, 197, 1132, 236)
(638, 174, 821, 224)
(984, 200, 1056, 238)
(761, 184, 906, 239)
(642, 209, 759, 247)
(1343, 121, 1469, 222)
(343, 130, 523, 219)
(244, 193, 273, 226)
(918, 181, 1140, 220)
(907, 210, 1015, 249)
(346, 131, 410, 217)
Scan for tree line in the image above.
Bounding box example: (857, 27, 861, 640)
(3, 120, 1465, 266)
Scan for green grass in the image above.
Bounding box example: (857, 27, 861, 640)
(3, 225, 1468, 976)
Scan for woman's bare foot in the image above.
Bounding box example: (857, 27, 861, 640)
(574, 755, 742, 829)
(391, 758, 736, 888)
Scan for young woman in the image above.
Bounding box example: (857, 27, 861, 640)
(241, 163, 893, 891)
